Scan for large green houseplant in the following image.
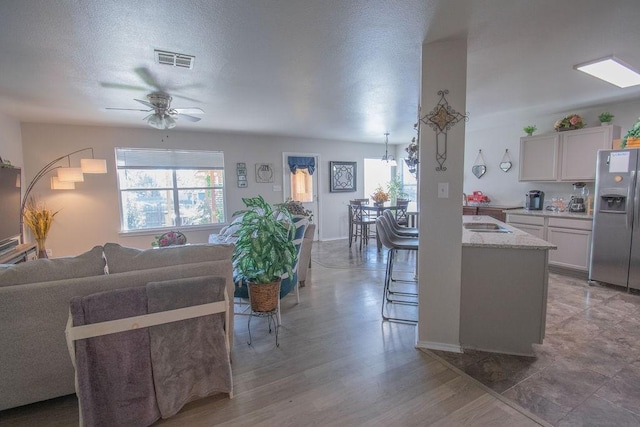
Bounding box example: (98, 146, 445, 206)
(232, 195, 297, 312)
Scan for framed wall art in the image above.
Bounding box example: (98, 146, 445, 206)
(330, 161, 356, 192)
(255, 163, 274, 183)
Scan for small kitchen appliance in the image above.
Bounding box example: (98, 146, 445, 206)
(568, 182, 587, 212)
(525, 190, 544, 210)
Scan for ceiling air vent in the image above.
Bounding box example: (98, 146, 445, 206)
(154, 50, 195, 69)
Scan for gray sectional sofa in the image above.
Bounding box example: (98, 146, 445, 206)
(0, 242, 235, 411)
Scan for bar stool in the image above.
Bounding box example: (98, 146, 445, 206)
(376, 216, 419, 323)
(382, 209, 419, 238)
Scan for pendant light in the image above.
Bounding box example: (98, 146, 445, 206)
(381, 132, 397, 166)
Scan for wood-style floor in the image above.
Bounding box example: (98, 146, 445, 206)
(0, 241, 543, 426)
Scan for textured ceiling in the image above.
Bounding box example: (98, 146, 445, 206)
(0, 0, 639, 144)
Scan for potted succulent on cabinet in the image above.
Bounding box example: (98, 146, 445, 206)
(621, 117, 640, 148)
(598, 112, 614, 126)
(232, 195, 297, 312)
(523, 125, 537, 136)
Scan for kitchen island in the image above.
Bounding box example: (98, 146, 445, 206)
(461, 215, 556, 356)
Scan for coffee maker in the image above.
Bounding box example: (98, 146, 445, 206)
(525, 190, 544, 210)
(569, 182, 587, 212)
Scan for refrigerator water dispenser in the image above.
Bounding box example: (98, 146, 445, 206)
(599, 195, 627, 213)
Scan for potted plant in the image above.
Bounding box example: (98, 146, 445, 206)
(554, 114, 585, 132)
(598, 112, 614, 125)
(523, 125, 537, 136)
(621, 117, 640, 148)
(371, 186, 390, 207)
(275, 198, 313, 222)
(232, 195, 297, 312)
(386, 176, 408, 205)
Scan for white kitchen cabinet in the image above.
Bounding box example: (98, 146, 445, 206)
(546, 217, 593, 272)
(519, 134, 559, 181)
(506, 214, 546, 239)
(507, 213, 593, 272)
(519, 125, 620, 182)
(560, 126, 620, 181)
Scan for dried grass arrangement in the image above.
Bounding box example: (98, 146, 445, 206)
(23, 197, 59, 258)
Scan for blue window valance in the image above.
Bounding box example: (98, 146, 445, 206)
(287, 156, 315, 175)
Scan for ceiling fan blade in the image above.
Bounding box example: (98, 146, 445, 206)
(106, 107, 152, 112)
(134, 98, 156, 109)
(173, 107, 204, 114)
(134, 67, 163, 90)
(100, 82, 149, 91)
(171, 93, 202, 103)
(176, 113, 201, 122)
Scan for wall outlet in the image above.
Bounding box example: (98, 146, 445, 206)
(45, 248, 52, 257)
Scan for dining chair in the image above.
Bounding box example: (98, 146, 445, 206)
(395, 199, 410, 225)
(349, 200, 376, 249)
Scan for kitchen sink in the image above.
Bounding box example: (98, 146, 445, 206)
(464, 222, 511, 233)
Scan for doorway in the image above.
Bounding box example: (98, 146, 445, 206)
(282, 153, 320, 240)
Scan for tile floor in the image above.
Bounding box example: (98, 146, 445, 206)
(314, 239, 640, 426)
(433, 273, 640, 426)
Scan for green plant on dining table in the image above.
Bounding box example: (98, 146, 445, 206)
(232, 195, 297, 285)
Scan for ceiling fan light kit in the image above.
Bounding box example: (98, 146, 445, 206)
(107, 92, 204, 130)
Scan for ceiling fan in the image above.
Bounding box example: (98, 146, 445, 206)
(106, 92, 204, 129)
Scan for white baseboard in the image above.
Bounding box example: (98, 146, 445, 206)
(415, 339, 463, 354)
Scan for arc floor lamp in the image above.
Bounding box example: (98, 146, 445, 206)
(20, 147, 107, 241)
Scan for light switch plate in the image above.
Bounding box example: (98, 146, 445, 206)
(438, 182, 449, 198)
(273, 185, 282, 192)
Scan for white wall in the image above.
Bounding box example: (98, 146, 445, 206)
(417, 38, 467, 352)
(0, 112, 23, 169)
(463, 99, 640, 206)
(21, 124, 384, 256)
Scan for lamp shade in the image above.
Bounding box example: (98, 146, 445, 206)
(81, 158, 107, 174)
(57, 167, 84, 182)
(50, 176, 75, 190)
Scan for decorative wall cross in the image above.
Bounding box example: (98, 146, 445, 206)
(420, 90, 469, 171)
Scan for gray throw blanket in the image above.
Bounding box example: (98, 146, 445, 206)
(70, 288, 160, 427)
(146, 275, 232, 418)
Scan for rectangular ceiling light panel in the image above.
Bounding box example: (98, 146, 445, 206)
(154, 50, 195, 69)
(575, 56, 640, 88)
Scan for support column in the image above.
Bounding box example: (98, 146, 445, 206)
(416, 38, 467, 352)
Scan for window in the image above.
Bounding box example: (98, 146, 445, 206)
(290, 168, 313, 202)
(364, 159, 392, 199)
(116, 148, 225, 231)
(400, 161, 417, 203)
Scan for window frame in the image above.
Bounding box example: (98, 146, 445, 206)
(115, 148, 227, 234)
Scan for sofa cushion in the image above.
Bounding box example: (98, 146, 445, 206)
(0, 246, 105, 287)
(103, 243, 234, 274)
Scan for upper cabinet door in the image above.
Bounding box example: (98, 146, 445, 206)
(519, 134, 559, 181)
(559, 125, 620, 181)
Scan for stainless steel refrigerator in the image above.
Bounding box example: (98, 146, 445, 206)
(589, 149, 640, 291)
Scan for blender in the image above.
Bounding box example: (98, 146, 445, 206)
(569, 182, 588, 212)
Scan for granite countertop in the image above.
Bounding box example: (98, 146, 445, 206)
(506, 208, 593, 220)
(462, 215, 557, 250)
